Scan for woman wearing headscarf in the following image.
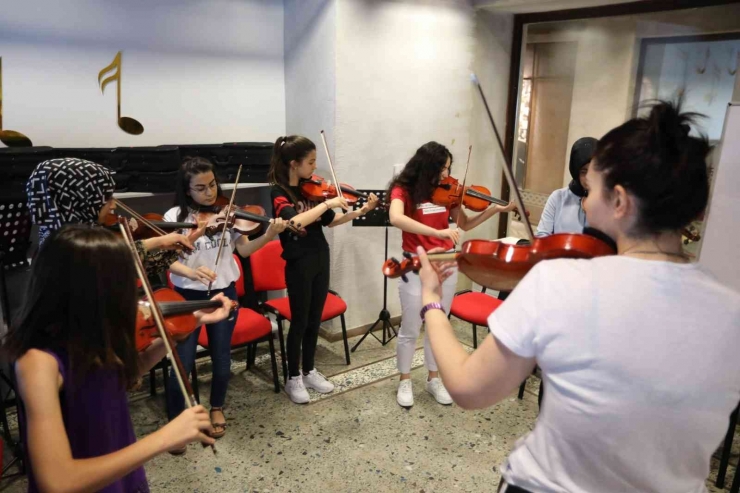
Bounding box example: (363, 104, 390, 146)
(26, 157, 213, 283)
(536, 137, 597, 237)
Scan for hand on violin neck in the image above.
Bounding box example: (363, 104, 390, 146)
(266, 218, 287, 238)
(359, 193, 380, 214)
(188, 220, 208, 243)
(417, 246, 451, 305)
(144, 232, 194, 253)
(194, 293, 233, 326)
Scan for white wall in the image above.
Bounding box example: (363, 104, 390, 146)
(284, 0, 336, 166)
(329, 0, 476, 329)
(0, 0, 285, 148)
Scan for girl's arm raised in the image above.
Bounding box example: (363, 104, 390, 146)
(17, 349, 214, 493)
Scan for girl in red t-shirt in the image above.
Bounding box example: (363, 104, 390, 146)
(387, 141, 514, 408)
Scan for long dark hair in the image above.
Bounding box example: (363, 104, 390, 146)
(387, 142, 453, 206)
(593, 99, 711, 235)
(2, 225, 140, 388)
(174, 157, 223, 222)
(268, 135, 316, 203)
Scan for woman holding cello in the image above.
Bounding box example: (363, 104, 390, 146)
(269, 135, 379, 404)
(387, 141, 514, 408)
(2, 225, 232, 493)
(162, 156, 286, 446)
(418, 101, 740, 493)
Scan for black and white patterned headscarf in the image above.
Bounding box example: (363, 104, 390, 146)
(26, 158, 116, 244)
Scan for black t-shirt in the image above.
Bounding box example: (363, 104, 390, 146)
(270, 185, 336, 260)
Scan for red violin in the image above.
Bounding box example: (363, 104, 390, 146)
(383, 232, 616, 292)
(432, 176, 509, 212)
(135, 288, 238, 352)
(197, 196, 306, 237)
(300, 174, 368, 205)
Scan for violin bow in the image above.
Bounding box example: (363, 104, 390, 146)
(320, 130, 344, 202)
(118, 217, 216, 454)
(207, 165, 243, 296)
(114, 199, 168, 236)
(455, 145, 473, 232)
(470, 73, 534, 243)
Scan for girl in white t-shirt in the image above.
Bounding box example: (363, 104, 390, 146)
(417, 101, 740, 493)
(163, 157, 286, 452)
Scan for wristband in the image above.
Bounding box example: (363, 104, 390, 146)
(420, 302, 444, 320)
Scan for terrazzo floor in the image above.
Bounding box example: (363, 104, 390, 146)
(1, 321, 737, 492)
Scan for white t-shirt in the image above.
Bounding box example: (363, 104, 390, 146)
(163, 207, 242, 290)
(489, 256, 740, 493)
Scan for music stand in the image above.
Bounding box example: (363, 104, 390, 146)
(350, 190, 398, 351)
(0, 197, 31, 478)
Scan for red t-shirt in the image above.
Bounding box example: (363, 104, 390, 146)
(390, 186, 454, 252)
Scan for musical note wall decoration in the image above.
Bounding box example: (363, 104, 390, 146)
(0, 58, 33, 147)
(98, 51, 144, 135)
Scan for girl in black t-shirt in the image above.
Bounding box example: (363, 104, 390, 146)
(269, 135, 379, 404)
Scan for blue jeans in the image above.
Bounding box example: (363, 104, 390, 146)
(166, 283, 238, 420)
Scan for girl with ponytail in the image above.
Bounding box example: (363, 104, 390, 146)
(417, 100, 740, 492)
(268, 135, 379, 404)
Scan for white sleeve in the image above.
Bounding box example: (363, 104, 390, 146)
(162, 207, 180, 223)
(487, 263, 545, 358)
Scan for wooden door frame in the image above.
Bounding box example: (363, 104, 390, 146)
(498, 0, 740, 238)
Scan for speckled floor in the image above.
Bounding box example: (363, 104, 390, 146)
(1, 320, 737, 492)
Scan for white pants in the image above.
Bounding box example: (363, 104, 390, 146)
(396, 265, 458, 374)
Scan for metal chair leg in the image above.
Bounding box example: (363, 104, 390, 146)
(340, 314, 351, 365)
(717, 403, 739, 488)
(268, 336, 280, 393)
(277, 319, 288, 383)
(472, 324, 478, 349)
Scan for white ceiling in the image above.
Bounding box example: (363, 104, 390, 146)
(473, 0, 643, 14)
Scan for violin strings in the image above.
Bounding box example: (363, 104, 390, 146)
(114, 199, 168, 236)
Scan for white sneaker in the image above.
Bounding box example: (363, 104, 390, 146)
(285, 375, 310, 404)
(397, 379, 414, 408)
(303, 369, 334, 394)
(426, 378, 453, 405)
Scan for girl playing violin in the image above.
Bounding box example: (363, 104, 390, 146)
(164, 157, 286, 444)
(268, 135, 379, 404)
(2, 225, 232, 493)
(26, 157, 210, 285)
(417, 101, 740, 492)
(387, 141, 514, 408)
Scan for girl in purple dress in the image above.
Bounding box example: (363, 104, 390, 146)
(2, 225, 231, 492)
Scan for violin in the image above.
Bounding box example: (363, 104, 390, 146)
(300, 174, 368, 205)
(135, 288, 238, 352)
(197, 196, 306, 237)
(383, 232, 615, 292)
(433, 176, 510, 212)
(382, 74, 616, 290)
(117, 217, 217, 454)
(104, 212, 197, 240)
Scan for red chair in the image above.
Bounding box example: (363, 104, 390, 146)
(193, 254, 281, 393)
(249, 240, 351, 383)
(448, 287, 503, 349)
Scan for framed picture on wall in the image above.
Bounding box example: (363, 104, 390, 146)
(634, 32, 740, 141)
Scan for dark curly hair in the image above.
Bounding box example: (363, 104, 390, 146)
(387, 142, 453, 206)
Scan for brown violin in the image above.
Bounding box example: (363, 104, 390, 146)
(383, 232, 615, 292)
(432, 176, 510, 212)
(135, 288, 238, 352)
(197, 196, 306, 237)
(300, 174, 368, 205)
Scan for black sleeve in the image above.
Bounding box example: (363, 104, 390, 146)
(320, 207, 336, 227)
(271, 187, 298, 221)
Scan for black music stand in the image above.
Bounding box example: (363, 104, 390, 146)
(350, 190, 398, 351)
(0, 197, 31, 478)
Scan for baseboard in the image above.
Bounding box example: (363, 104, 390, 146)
(318, 315, 402, 343)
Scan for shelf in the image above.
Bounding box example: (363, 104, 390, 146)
(113, 183, 270, 199)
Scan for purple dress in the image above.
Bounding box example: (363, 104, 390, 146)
(20, 349, 149, 493)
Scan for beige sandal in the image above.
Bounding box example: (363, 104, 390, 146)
(210, 407, 227, 439)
